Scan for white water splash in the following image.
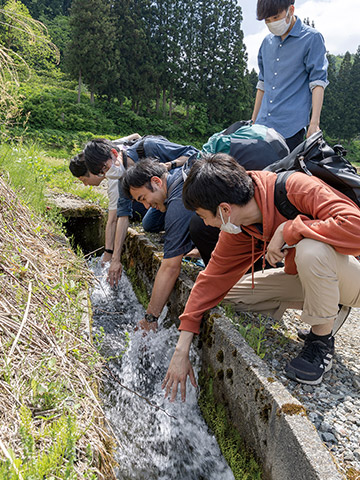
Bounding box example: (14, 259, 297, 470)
(89, 259, 234, 480)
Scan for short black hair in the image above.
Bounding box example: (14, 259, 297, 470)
(182, 153, 254, 216)
(257, 0, 294, 20)
(84, 138, 120, 175)
(121, 158, 167, 199)
(69, 152, 88, 177)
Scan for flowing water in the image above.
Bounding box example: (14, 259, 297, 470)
(90, 259, 235, 480)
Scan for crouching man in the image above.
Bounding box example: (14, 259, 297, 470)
(163, 153, 360, 401)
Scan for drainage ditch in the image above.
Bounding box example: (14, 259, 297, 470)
(89, 259, 237, 480)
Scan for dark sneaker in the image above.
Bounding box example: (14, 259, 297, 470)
(297, 305, 351, 341)
(285, 336, 334, 385)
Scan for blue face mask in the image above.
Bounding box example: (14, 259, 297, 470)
(219, 207, 242, 234)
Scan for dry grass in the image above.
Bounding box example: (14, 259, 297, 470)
(0, 174, 117, 479)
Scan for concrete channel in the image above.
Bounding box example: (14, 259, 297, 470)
(121, 226, 344, 480)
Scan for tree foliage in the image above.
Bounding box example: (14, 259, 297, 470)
(322, 49, 360, 140)
(65, 0, 115, 103)
(0, 0, 58, 125)
(20, 0, 71, 19)
(64, 0, 251, 124)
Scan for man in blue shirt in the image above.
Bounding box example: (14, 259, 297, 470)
(83, 137, 199, 286)
(121, 159, 212, 331)
(251, 0, 328, 151)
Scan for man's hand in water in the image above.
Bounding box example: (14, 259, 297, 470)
(107, 259, 122, 287)
(136, 317, 158, 333)
(162, 331, 196, 402)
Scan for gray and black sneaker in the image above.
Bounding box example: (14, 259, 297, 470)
(297, 305, 351, 341)
(285, 335, 335, 385)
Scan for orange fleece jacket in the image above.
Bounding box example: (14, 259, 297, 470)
(179, 170, 360, 334)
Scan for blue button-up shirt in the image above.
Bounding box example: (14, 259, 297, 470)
(255, 17, 328, 139)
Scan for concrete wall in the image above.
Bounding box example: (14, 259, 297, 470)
(47, 193, 106, 254)
(122, 227, 344, 480)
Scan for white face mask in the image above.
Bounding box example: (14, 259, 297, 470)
(219, 207, 242, 234)
(266, 9, 292, 36)
(105, 163, 125, 179)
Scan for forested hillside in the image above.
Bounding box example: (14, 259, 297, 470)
(1, 0, 360, 159)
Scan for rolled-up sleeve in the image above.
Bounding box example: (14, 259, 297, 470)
(305, 32, 329, 90)
(256, 80, 265, 91)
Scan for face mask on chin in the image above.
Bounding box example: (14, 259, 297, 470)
(266, 9, 292, 36)
(219, 207, 242, 234)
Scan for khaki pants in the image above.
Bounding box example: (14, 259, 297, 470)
(224, 239, 360, 327)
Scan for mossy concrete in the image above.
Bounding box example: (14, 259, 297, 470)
(121, 227, 194, 323)
(47, 192, 106, 254)
(122, 226, 344, 480)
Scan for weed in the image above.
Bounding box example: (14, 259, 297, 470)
(236, 317, 267, 359)
(221, 303, 268, 359)
(0, 405, 86, 478)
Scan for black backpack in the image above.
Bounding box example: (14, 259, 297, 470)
(201, 120, 290, 170)
(264, 131, 360, 219)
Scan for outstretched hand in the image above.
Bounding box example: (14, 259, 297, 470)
(135, 317, 158, 334)
(107, 260, 123, 287)
(162, 348, 197, 402)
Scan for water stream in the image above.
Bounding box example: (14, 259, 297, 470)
(89, 259, 235, 480)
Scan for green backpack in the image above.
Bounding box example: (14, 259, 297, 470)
(201, 120, 289, 170)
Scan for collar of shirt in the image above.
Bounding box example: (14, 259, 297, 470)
(283, 16, 301, 40)
(164, 168, 183, 207)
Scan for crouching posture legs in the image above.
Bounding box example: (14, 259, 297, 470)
(225, 238, 360, 384)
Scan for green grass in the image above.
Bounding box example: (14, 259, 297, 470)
(0, 142, 108, 214)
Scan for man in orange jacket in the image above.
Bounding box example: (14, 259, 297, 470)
(162, 153, 360, 401)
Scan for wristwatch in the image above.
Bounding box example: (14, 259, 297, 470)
(144, 313, 158, 323)
(171, 160, 177, 169)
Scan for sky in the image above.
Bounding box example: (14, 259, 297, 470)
(240, 0, 360, 72)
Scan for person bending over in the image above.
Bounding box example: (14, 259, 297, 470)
(69, 152, 122, 265)
(83, 137, 199, 286)
(163, 153, 360, 401)
(121, 158, 217, 331)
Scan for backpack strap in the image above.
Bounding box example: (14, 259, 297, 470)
(167, 153, 198, 197)
(167, 172, 184, 198)
(274, 171, 304, 220)
(222, 120, 251, 135)
(135, 137, 146, 159)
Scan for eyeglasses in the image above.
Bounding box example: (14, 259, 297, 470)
(98, 158, 112, 176)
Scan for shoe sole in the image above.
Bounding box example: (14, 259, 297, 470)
(285, 359, 333, 385)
